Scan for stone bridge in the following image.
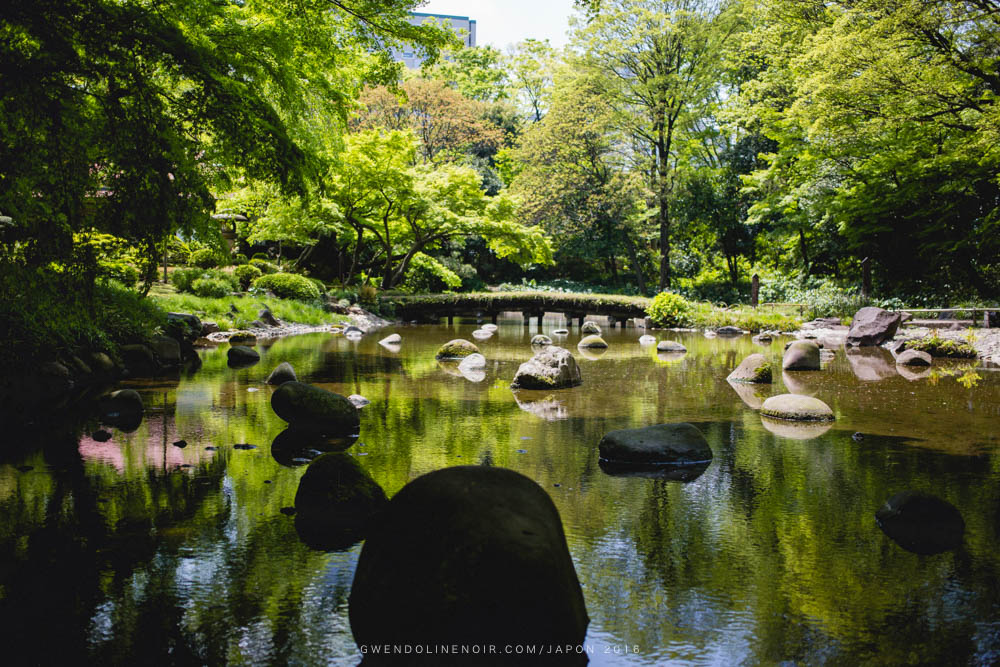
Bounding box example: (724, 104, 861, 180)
(382, 292, 652, 328)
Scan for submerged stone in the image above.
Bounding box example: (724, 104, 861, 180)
(598, 423, 713, 466)
(349, 466, 589, 656)
(875, 491, 965, 555)
(227, 345, 260, 367)
(638, 335, 657, 345)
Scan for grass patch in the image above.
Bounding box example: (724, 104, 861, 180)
(150, 283, 345, 331)
(689, 303, 803, 332)
(904, 332, 978, 359)
(383, 291, 651, 317)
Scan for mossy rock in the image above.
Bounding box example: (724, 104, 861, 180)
(760, 394, 834, 421)
(271, 381, 360, 435)
(655, 340, 686, 353)
(229, 331, 257, 345)
(435, 339, 480, 360)
(577, 335, 608, 349)
(727, 353, 772, 384)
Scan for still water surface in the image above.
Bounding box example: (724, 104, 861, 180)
(2, 319, 1000, 665)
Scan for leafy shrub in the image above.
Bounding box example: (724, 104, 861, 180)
(250, 258, 279, 274)
(251, 273, 321, 300)
(192, 277, 233, 298)
(232, 253, 248, 265)
(251, 252, 270, 261)
(647, 291, 694, 327)
(234, 264, 263, 290)
(106, 263, 140, 289)
(306, 276, 328, 296)
(189, 248, 219, 269)
(171, 267, 237, 294)
(170, 267, 203, 293)
(359, 284, 378, 304)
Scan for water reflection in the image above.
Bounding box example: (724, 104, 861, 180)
(1, 324, 999, 665)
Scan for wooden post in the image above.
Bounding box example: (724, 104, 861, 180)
(861, 257, 871, 301)
(447, 315, 454, 326)
(751, 273, 759, 309)
(491, 313, 498, 324)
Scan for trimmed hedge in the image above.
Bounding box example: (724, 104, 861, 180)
(234, 264, 263, 290)
(192, 276, 233, 298)
(250, 258, 279, 274)
(251, 273, 321, 301)
(189, 248, 220, 269)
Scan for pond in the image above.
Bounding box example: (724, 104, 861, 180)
(2, 319, 1000, 665)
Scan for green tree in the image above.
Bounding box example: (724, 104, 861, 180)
(573, 0, 731, 290)
(511, 67, 652, 293)
(506, 39, 559, 122)
(329, 129, 553, 288)
(736, 0, 1000, 294)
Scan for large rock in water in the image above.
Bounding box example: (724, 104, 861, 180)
(656, 340, 687, 352)
(598, 423, 713, 466)
(847, 307, 901, 346)
(227, 345, 260, 367)
(782, 340, 821, 371)
(581, 321, 601, 335)
(727, 353, 772, 383)
(875, 491, 964, 555)
(271, 381, 360, 435)
(294, 452, 387, 550)
(510, 346, 582, 390)
(435, 339, 480, 360)
(349, 466, 589, 658)
(760, 394, 834, 421)
(531, 334, 552, 346)
(98, 389, 144, 431)
(266, 361, 297, 385)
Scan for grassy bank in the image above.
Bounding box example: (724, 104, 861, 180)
(149, 283, 346, 331)
(689, 303, 803, 332)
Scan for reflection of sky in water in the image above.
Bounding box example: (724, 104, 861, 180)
(5, 321, 1000, 665)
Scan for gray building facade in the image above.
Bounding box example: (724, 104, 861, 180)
(391, 12, 477, 69)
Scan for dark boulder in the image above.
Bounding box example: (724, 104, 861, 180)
(349, 466, 589, 659)
(227, 345, 260, 367)
(716, 326, 744, 336)
(294, 452, 387, 551)
(271, 381, 360, 435)
(847, 307, 901, 346)
(598, 423, 713, 466)
(259, 308, 281, 327)
(149, 334, 182, 368)
(727, 353, 772, 383)
(875, 491, 965, 555)
(266, 361, 297, 385)
(782, 340, 821, 371)
(120, 343, 158, 377)
(167, 312, 202, 339)
(99, 389, 143, 431)
(510, 346, 582, 390)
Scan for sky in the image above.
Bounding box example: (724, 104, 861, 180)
(415, 0, 578, 50)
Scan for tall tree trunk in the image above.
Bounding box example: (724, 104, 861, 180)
(798, 228, 811, 275)
(623, 233, 648, 296)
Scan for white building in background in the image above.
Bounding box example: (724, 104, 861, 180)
(391, 12, 477, 69)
